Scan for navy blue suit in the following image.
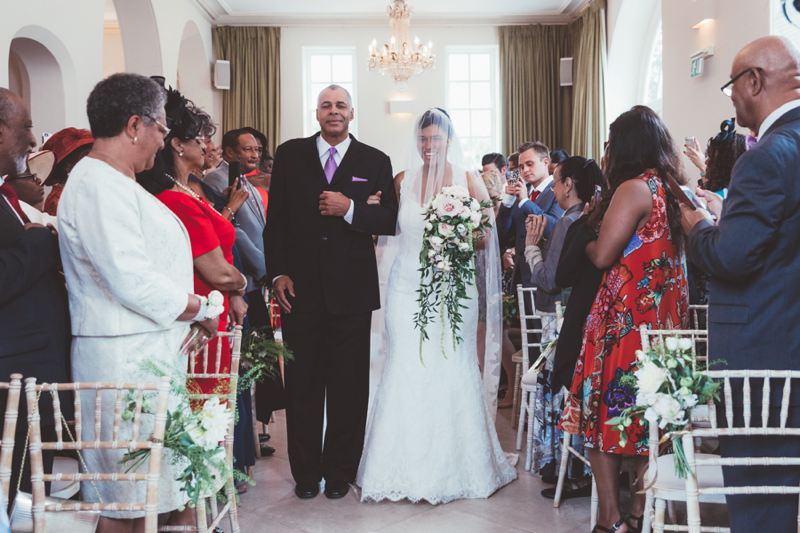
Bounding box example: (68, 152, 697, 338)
(687, 105, 800, 532)
(497, 181, 563, 290)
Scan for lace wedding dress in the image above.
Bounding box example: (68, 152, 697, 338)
(356, 170, 517, 504)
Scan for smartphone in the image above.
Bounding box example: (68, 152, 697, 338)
(228, 160, 240, 188)
(665, 175, 696, 210)
(684, 136, 696, 146)
(506, 169, 521, 185)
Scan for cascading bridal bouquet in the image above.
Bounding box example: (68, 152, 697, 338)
(606, 337, 720, 478)
(413, 185, 492, 363)
(120, 362, 233, 508)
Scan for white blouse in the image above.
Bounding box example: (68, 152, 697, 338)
(57, 157, 193, 336)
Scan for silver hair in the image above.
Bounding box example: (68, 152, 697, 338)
(316, 84, 353, 109)
(86, 73, 166, 139)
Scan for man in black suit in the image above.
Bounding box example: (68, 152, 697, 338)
(682, 37, 800, 532)
(264, 84, 398, 499)
(0, 88, 71, 500)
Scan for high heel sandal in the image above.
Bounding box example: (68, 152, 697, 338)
(591, 518, 625, 533)
(625, 514, 644, 533)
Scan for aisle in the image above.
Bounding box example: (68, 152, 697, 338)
(236, 409, 591, 533)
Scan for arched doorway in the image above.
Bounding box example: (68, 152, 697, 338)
(176, 20, 213, 113)
(8, 36, 66, 141)
(112, 0, 163, 76)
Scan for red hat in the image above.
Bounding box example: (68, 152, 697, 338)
(41, 127, 94, 184)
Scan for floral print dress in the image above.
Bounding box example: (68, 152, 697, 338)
(559, 174, 688, 456)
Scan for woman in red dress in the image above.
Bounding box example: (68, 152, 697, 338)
(560, 106, 689, 533)
(138, 88, 249, 394)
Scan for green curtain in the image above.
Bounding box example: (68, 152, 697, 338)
(212, 26, 281, 155)
(569, 0, 607, 160)
(499, 25, 573, 155)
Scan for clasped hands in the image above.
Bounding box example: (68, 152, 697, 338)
(319, 191, 351, 216)
(525, 214, 547, 247)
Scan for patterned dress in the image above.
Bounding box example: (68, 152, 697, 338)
(560, 174, 689, 456)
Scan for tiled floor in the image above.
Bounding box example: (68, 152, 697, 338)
(235, 409, 592, 533)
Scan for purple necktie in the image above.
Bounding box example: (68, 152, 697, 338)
(324, 146, 338, 183)
(745, 134, 758, 150)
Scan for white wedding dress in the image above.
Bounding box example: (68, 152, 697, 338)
(356, 171, 517, 504)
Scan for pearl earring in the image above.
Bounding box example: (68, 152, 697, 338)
(132, 136, 138, 145)
(179, 151, 184, 157)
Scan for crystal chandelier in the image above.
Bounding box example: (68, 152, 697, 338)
(368, 0, 435, 87)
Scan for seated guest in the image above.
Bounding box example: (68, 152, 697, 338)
(681, 36, 800, 533)
(57, 73, 222, 531)
(548, 148, 569, 176)
(137, 87, 249, 394)
(0, 87, 71, 504)
(41, 127, 94, 215)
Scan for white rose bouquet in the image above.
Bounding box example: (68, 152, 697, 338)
(606, 337, 720, 478)
(413, 185, 492, 363)
(121, 361, 233, 507)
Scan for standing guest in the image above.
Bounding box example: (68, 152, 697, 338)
(548, 148, 569, 176)
(508, 151, 519, 173)
(136, 87, 249, 394)
(560, 105, 689, 533)
(57, 73, 222, 532)
(523, 157, 604, 477)
(202, 134, 223, 174)
(41, 127, 94, 215)
(265, 84, 398, 499)
(681, 36, 800, 533)
(497, 141, 564, 287)
(0, 87, 71, 504)
(482, 152, 508, 178)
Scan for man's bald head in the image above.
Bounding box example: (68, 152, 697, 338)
(729, 36, 800, 130)
(0, 88, 35, 177)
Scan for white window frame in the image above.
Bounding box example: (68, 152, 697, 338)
(444, 45, 501, 169)
(302, 46, 358, 137)
(641, 15, 663, 115)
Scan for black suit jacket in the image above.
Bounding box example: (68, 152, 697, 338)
(264, 133, 398, 315)
(0, 196, 71, 413)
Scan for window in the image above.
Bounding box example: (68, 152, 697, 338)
(445, 47, 500, 169)
(302, 47, 357, 137)
(771, 0, 800, 40)
(643, 24, 663, 114)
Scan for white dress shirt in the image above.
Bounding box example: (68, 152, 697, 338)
(317, 134, 355, 223)
(758, 98, 800, 139)
(519, 175, 554, 208)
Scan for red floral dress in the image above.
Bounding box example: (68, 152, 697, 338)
(559, 174, 689, 456)
(158, 190, 236, 395)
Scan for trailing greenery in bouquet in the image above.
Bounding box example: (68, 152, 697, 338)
(502, 294, 519, 328)
(606, 337, 720, 478)
(413, 185, 493, 362)
(238, 325, 294, 392)
(120, 361, 232, 508)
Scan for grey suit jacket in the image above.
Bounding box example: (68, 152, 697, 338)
(204, 160, 267, 291)
(688, 106, 800, 375)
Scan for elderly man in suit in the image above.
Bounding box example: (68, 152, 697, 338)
(682, 36, 800, 532)
(0, 88, 71, 501)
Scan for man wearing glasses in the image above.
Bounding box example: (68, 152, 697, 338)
(682, 36, 800, 533)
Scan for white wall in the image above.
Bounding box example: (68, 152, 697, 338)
(661, 0, 770, 143)
(280, 25, 499, 170)
(0, 0, 222, 143)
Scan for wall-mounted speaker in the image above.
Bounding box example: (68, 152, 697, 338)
(559, 57, 573, 87)
(214, 60, 230, 90)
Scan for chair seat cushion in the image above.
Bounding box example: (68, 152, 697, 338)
(653, 453, 726, 503)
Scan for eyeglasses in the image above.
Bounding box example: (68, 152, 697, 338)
(720, 67, 758, 97)
(144, 115, 171, 137)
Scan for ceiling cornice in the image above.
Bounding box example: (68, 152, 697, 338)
(201, 0, 593, 27)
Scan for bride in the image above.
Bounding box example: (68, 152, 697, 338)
(356, 108, 517, 504)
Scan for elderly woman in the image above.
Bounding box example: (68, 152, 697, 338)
(57, 73, 222, 533)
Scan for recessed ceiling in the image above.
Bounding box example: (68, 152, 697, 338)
(199, 0, 591, 25)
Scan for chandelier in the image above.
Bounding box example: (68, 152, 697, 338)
(368, 0, 435, 86)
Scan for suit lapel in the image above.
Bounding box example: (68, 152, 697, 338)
(764, 106, 800, 138)
(308, 133, 328, 186)
(0, 194, 22, 227)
